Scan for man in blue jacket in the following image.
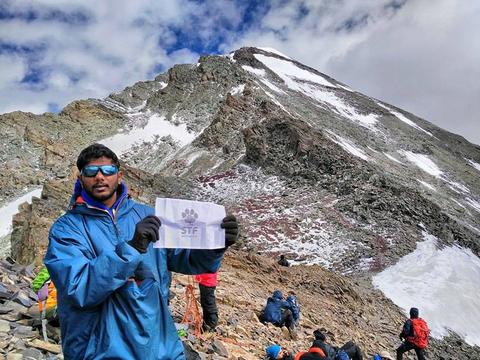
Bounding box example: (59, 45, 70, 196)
(44, 143, 238, 359)
(260, 290, 296, 338)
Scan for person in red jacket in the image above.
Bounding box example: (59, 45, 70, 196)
(397, 307, 429, 360)
(194, 272, 218, 331)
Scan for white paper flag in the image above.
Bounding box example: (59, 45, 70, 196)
(154, 198, 226, 249)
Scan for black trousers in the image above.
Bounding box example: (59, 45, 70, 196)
(279, 309, 295, 330)
(397, 342, 426, 360)
(341, 340, 363, 360)
(199, 284, 218, 331)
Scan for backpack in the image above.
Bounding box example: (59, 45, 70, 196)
(335, 350, 349, 360)
(408, 318, 430, 349)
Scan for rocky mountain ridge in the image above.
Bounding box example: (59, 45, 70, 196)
(1, 46, 480, 357)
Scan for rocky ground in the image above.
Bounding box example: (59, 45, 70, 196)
(2, 251, 480, 359)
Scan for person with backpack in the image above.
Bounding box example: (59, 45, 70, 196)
(194, 272, 218, 332)
(313, 329, 364, 360)
(397, 307, 429, 360)
(260, 290, 297, 339)
(278, 254, 290, 267)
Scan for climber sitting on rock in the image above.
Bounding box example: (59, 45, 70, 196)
(312, 329, 364, 360)
(260, 290, 297, 339)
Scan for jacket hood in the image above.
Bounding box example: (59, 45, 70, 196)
(272, 290, 283, 299)
(410, 307, 419, 319)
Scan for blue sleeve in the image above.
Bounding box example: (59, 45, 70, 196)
(166, 248, 224, 274)
(44, 217, 142, 309)
(402, 319, 412, 337)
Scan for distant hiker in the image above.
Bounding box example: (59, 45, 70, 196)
(294, 342, 327, 359)
(373, 350, 393, 360)
(313, 329, 364, 360)
(32, 267, 58, 341)
(286, 293, 300, 325)
(278, 254, 290, 267)
(44, 143, 239, 359)
(194, 272, 218, 332)
(397, 307, 429, 360)
(265, 344, 294, 360)
(260, 290, 297, 338)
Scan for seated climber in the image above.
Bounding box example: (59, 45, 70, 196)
(260, 290, 297, 338)
(313, 329, 364, 360)
(265, 344, 294, 360)
(294, 342, 327, 360)
(277, 254, 290, 267)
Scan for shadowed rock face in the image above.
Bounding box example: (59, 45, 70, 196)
(1, 47, 480, 357)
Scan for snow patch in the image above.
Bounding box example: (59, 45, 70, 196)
(254, 54, 335, 88)
(444, 180, 470, 194)
(466, 158, 480, 172)
(0, 188, 42, 239)
(417, 179, 436, 192)
(242, 65, 265, 77)
(259, 78, 285, 94)
(257, 47, 292, 59)
(378, 102, 433, 136)
(326, 132, 369, 161)
(384, 153, 403, 164)
(264, 91, 292, 115)
(399, 151, 443, 177)
(373, 231, 480, 346)
(230, 84, 245, 95)
(100, 112, 196, 155)
(465, 197, 480, 213)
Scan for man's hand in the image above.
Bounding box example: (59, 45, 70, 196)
(128, 215, 161, 254)
(221, 215, 238, 247)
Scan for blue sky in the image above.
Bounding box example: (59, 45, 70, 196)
(0, 0, 479, 144)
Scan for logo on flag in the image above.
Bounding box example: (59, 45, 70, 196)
(181, 209, 199, 238)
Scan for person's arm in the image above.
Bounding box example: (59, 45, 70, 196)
(400, 319, 412, 339)
(44, 216, 142, 309)
(166, 248, 224, 274)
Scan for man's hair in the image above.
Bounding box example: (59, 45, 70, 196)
(409, 307, 419, 319)
(313, 329, 326, 341)
(77, 143, 120, 171)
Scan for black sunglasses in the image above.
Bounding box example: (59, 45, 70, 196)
(81, 165, 119, 177)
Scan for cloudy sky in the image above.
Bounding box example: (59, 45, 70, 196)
(1, 0, 479, 144)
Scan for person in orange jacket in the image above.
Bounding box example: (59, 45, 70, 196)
(194, 272, 218, 331)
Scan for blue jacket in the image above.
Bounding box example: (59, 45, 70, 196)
(286, 295, 300, 323)
(44, 183, 224, 359)
(262, 290, 292, 325)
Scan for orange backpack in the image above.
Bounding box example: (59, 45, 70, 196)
(408, 318, 430, 349)
(294, 347, 326, 360)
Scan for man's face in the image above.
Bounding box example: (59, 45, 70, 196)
(78, 156, 123, 207)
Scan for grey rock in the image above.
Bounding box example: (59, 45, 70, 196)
(22, 347, 44, 360)
(0, 319, 10, 333)
(6, 353, 23, 360)
(211, 338, 228, 357)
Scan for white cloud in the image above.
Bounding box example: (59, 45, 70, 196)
(225, 0, 480, 145)
(1, 0, 479, 147)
